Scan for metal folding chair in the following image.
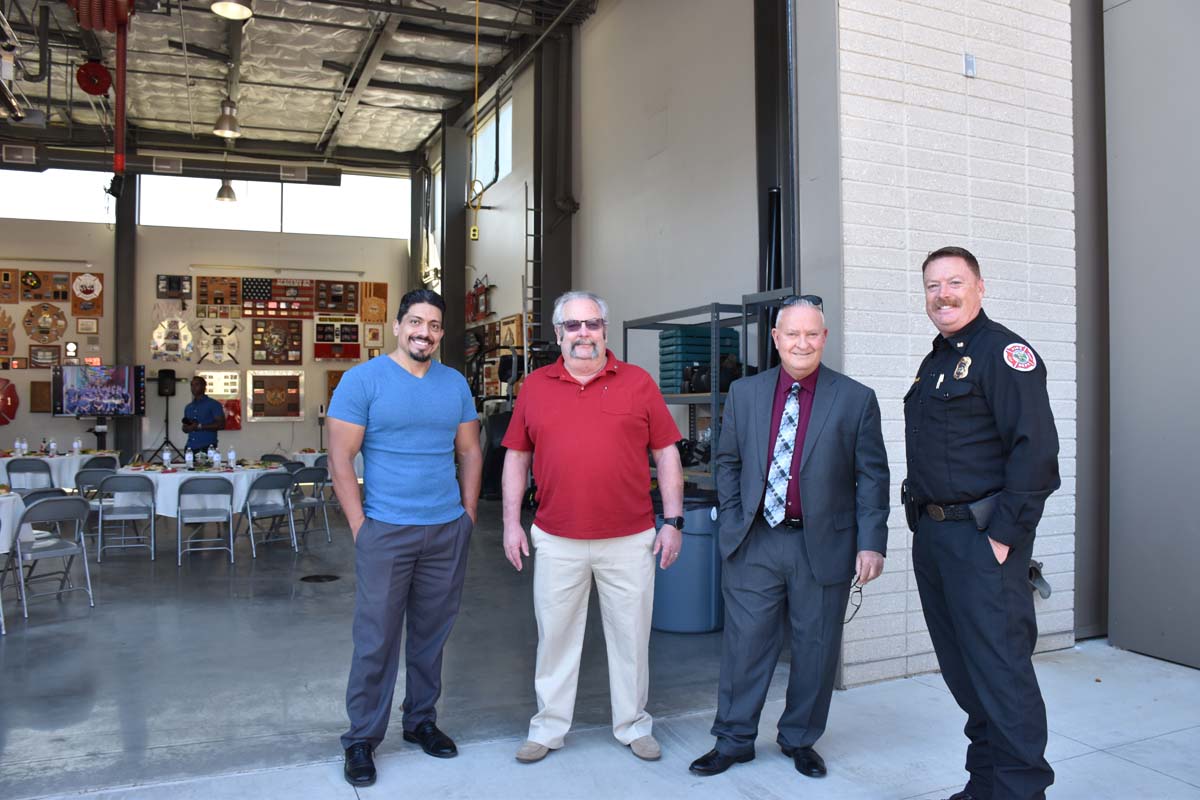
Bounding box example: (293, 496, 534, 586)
(281, 461, 304, 474)
(237, 471, 298, 557)
(313, 454, 328, 469)
(259, 454, 289, 465)
(6, 458, 54, 496)
(1, 496, 94, 622)
(74, 467, 116, 550)
(80, 455, 120, 471)
(290, 466, 332, 544)
(96, 474, 156, 562)
(176, 476, 236, 566)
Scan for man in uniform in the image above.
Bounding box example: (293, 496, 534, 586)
(905, 246, 1060, 800)
(181, 375, 225, 452)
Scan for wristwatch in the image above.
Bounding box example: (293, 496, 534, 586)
(662, 515, 685, 532)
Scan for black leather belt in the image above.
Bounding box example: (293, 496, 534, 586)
(925, 502, 972, 522)
(781, 517, 804, 529)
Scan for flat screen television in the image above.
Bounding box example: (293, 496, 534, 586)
(51, 365, 146, 417)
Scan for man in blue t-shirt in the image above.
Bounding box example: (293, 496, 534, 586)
(182, 376, 225, 452)
(328, 288, 482, 788)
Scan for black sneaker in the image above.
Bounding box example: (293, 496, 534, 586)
(344, 742, 376, 786)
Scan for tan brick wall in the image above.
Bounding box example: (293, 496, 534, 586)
(836, 0, 1077, 686)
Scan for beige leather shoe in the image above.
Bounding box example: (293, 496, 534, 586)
(630, 735, 661, 761)
(515, 740, 550, 763)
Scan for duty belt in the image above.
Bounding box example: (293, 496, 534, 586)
(924, 502, 973, 522)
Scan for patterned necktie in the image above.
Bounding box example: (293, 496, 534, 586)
(764, 383, 800, 527)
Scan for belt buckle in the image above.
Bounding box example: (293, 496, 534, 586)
(926, 504, 946, 522)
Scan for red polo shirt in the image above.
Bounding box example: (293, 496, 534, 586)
(502, 350, 681, 539)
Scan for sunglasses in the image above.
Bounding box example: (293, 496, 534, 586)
(558, 318, 606, 333)
(782, 294, 824, 309)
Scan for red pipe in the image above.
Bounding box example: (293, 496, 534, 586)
(114, 22, 126, 175)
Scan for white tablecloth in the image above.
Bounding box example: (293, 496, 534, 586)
(0, 452, 120, 491)
(290, 452, 362, 477)
(114, 466, 288, 518)
(0, 492, 35, 555)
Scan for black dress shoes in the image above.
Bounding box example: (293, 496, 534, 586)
(781, 745, 827, 777)
(688, 748, 755, 776)
(403, 720, 458, 758)
(343, 742, 376, 787)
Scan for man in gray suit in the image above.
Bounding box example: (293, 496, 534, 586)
(689, 295, 890, 779)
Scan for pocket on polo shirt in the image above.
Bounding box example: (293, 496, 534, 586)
(601, 388, 632, 415)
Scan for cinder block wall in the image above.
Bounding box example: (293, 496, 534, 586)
(835, 0, 1077, 685)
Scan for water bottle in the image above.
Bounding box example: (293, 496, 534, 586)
(163, 450, 172, 468)
(185, 449, 194, 469)
(18, 437, 25, 455)
(212, 450, 222, 468)
(73, 437, 82, 455)
(48, 438, 57, 456)
(227, 446, 237, 467)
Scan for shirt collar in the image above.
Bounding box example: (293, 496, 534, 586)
(776, 363, 820, 395)
(546, 349, 620, 382)
(935, 308, 990, 352)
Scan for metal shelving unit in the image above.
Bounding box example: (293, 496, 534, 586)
(622, 303, 744, 488)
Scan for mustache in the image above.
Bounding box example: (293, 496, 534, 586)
(934, 298, 961, 309)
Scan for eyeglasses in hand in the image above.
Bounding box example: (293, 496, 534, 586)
(844, 579, 863, 625)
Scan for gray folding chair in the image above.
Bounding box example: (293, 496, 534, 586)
(176, 476, 236, 566)
(238, 472, 298, 557)
(313, 454, 344, 515)
(313, 454, 328, 469)
(1, 496, 94, 622)
(74, 468, 116, 545)
(260, 454, 289, 465)
(96, 474, 156, 562)
(6, 458, 54, 496)
(290, 467, 332, 544)
(281, 461, 304, 474)
(81, 455, 119, 471)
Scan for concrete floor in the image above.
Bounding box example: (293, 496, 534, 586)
(0, 501, 739, 799)
(3, 506, 1200, 799)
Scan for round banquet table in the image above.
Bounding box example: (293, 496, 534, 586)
(114, 465, 289, 517)
(0, 451, 122, 491)
(290, 451, 362, 477)
(0, 492, 36, 555)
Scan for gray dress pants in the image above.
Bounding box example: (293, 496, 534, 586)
(711, 519, 852, 755)
(341, 512, 473, 749)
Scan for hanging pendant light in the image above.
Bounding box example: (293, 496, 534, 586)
(211, 0, 253, 21)
(213, 97, 241, 139)
(216, 179, 237, 202)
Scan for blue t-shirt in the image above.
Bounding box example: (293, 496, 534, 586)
(328, 356, 477, 525)
(184, 395, 225, 450)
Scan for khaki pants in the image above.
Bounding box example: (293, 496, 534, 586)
(528, 524, 656, 748)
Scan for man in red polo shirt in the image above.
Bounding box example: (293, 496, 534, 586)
(501, 290, 684, 765)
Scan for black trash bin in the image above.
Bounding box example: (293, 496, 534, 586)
(651, 491, 723, 633)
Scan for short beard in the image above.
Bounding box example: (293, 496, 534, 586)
(408, 348, 433, 363)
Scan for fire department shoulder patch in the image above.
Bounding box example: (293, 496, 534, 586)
(1003, 343, 1037, 372)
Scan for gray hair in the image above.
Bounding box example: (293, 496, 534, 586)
(778, 295, 826, 327)
(552, 291, 610, 326)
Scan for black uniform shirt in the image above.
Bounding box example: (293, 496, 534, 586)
(904, 309, 1060, 547)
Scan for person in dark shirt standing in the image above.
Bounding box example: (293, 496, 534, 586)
(904, 246, 1060, 800)
(182, 376, 225, 452)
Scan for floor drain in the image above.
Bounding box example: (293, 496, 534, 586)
(300, 574, 340, 583)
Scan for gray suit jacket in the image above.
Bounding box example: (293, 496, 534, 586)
(714, 365, 890, 585)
